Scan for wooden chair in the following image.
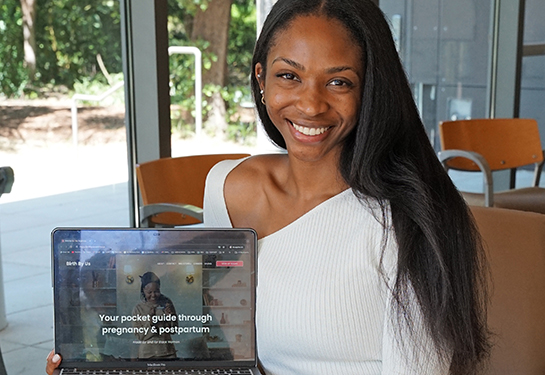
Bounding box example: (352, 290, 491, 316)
(136, 153, 250, 227)
(470, 206, 545, 375)
(438, 118, 545, 214)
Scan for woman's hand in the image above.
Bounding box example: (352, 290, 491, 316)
(164, 302, 174, 316)
(46, 350, 61, 375)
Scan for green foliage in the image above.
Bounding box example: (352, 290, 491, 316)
(35, 0, 122, 87)
(225, 0, 257, 143)
(0, 0, 121, 98)
(228, 0, 257, 86)
(0, 3, 27, 97)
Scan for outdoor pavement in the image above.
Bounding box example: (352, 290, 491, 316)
(0, 182, 130, 375)
(0, 141, 541, 374)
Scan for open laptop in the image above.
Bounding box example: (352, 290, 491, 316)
(52, 227, 261, 374)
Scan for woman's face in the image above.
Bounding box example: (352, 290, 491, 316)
(256, 15, 364, 163)
(143, 282, 161, 303)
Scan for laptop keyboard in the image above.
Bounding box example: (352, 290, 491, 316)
(60, 369, 253, 374)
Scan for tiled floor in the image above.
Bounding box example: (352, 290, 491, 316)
(0, 166, 541, 375)
(0, 182, 130, 375)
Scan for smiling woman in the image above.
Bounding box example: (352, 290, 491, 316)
(46, 0, 491, 374)
(203, 0, 490, 374)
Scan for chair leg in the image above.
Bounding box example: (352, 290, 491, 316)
(533, 160, 544, 187)
(509, 168, 517, 189)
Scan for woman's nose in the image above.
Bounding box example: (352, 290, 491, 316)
(295, 84, 329, 116)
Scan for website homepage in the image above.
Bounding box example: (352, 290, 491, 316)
(53, 229, 255, 364)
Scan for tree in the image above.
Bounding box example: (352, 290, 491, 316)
(168, 0, 256, 139)
(190, 0, 234, 135)
(20, 0, 37, 79)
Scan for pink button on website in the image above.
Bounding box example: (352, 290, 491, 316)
(216, 261, 244, 267)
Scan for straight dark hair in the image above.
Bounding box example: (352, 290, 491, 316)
(251, 0, 490, 374)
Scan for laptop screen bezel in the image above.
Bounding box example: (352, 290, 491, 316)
(51, 227, 258, 370)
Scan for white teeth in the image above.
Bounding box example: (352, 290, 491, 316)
(292, 123, 329, 136)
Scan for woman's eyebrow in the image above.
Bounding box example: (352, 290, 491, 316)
(271, 57, 305, 71)
(326, 66, 358, 74)
(272, 57, 358, 76)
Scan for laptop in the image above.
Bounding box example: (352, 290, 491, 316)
(52, 227, 262, 374)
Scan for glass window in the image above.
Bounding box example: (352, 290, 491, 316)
(167, 0, 260, 157)
(380, 0, 494, 150)
(520, 0, 545, 146)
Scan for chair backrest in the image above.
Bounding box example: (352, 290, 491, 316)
(136, 153, 250, 226)
(470, 206, 545, 375)
(439, 118, 543, 171)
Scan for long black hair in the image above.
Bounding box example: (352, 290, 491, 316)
(251, 0, 490, 374)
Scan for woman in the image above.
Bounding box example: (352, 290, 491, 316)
(48, 0, 489, 374)
(204, 0, 489, 374)
(132, 272, 178, 359)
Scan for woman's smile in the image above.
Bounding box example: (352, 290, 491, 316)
(290, 121, 331, 137)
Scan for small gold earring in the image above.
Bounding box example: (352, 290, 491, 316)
(260, 90, 266, 105)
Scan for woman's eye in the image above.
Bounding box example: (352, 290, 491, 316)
(330, 79, 350, 87)
(278, 73, 297, 80)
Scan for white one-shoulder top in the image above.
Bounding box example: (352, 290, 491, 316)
(203, 158, 448, 375)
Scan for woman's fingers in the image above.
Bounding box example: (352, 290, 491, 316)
(45, 350, 62, 375)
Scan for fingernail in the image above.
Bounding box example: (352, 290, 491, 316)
(52, 354, 61, 363)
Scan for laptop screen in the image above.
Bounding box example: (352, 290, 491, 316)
(52, 228, 257, 369)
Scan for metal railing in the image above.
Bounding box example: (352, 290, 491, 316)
(71, 81, 125, 149)
(168, 46, 203, 137)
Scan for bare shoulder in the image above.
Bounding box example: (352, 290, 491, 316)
(228, 154, 283, 180)
(225, 154, 286, 196)
(224, 154, 286, 227)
